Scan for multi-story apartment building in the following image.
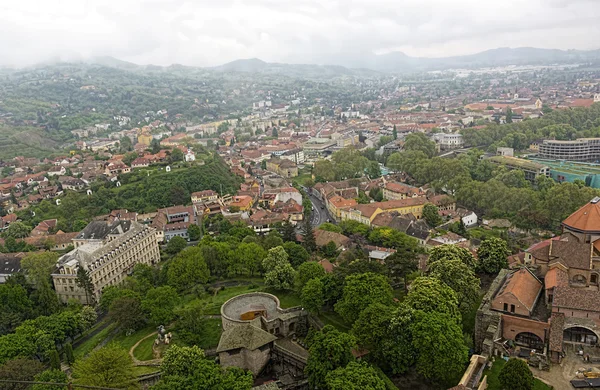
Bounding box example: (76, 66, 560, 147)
(52, 220, 160, 304)
(487, 155, 550, 183)
(538, 138, 600, 162)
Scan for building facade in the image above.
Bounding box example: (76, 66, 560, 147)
(52, 220, 160, 304)
(538, 138, 600, 162)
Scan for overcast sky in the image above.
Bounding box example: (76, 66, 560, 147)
(1, 0, 599, 68)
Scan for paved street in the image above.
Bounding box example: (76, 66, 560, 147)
(305, 188, 332, 227)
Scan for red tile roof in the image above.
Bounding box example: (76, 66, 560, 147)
(562, 198, 600, 233)
(495, 268, 542, 313)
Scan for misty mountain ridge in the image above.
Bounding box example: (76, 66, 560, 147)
(216, 47, 600, 73)
(24, 46, 600, 76)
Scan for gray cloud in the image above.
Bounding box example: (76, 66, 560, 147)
(0, 0, 598, 67)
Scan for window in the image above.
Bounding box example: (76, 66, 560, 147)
(510, 304, 515, 313)
(592, 274, 598, 284)
(503, 303, 508, 311)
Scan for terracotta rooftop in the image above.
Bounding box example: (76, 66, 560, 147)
(544, 266, 569, 290)
(553, 287, 600, 313)
(563, 198, 600, 233)
(494, 268, 542, 313)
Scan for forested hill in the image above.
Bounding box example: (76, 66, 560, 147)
(462, 103, 600, 151)
(17, 155, 242, 232)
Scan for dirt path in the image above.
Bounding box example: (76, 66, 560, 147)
(129, 331, 162, 366)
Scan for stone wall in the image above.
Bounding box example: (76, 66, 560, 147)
(219, 345, 272, 376)
(475, 269, 509, 354)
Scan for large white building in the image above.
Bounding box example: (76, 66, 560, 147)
(52, 220, 160, 304)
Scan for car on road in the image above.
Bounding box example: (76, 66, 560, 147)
(321, 205, 325, 209)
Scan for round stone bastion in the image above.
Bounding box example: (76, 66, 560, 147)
(220, 292, 282, 329)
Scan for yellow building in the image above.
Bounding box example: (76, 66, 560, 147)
(327, 196, 358, 220)
(137, 127, 153, 146)
(340, 198, 427, 226)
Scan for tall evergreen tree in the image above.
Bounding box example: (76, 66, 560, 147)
(49, 349, 61, 370)
(282, 221, 296, 242)
(64, 343, 74, 365)
(76, 267, 95, 305)
(301, 216, 317, 253)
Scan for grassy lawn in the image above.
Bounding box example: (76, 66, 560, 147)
(293, 173, 313, 187)
(132, 335, 156, 361)
(73, 322, 117, 360)
(111, 325, 157, 352)
(319, 311, 351, 332)
(468, 227, 506, 240)
(483, 359, 552, 390)
(263, 288, 302, 308)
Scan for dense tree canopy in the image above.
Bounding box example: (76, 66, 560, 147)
(477, 237, 510, 274)
(305, 325, 357, 389)
(335, 273, 394, 324)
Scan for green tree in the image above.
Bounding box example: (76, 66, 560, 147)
(169, 148, 184, 163)
(64, 343, 74, 365)
(75, 267, 95, 305)
(232, 242, 266, 276)
(167, 247, 210, 291)
(33, 369, 68, 390)
(166, 236, 187, 255)
(392, 125, 398, 140)
(264, 262, 296, 291)
(300, 217, 317, 253)
(366, 161, 381, 178)
(405, 277, 461, 323)
(156, 345, 253, 390)
(384, 251, 418, 292)
(262, 230, 284, 250)
(429, 259, 480, 318)
(142, 286, 180, 325)
(49, 349, 60, 370)
(318, 223, 342, 233)
(262, 246, 289, 272)
(0, 358, 45, 390)
(325, 361, 386, 390)
(320, 240, 339, 258)
(301, 278, 325, 314)
(282, 242, 310, 269)
(72, 344, 136, 388)
(122, 151, 138, 166)
(20, 252, 60, 315)
(335, 273, 394, 324)
(0, 283, 34, 334)
(109, 296, 146, 332)
(296, 262, 326, 291)
(428, 244, 476, 268)
(422, 203, 442, 227)
(411, 310, 469, 386)
(99, 286, 140, 312)
(499, 358, 535, 390)
(403, 133, 437, 158)
(352, 303, 402, 372)
(477, 237, 510, 274)
(305, 325, 356, 390)
(281, 221, 296, 242)
(3, 222, 32, 239)
(187, 224, 201, 241)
